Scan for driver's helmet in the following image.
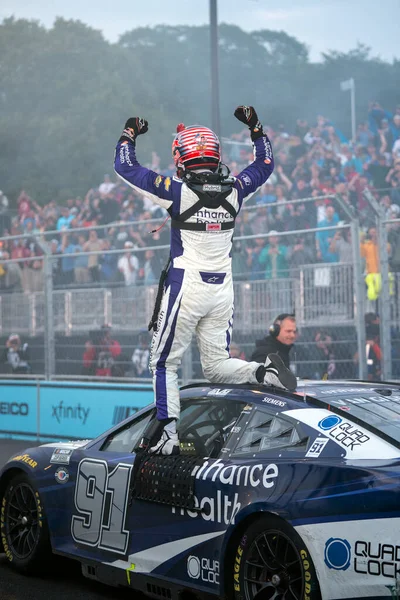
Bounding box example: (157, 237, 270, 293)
(172, 124, 221, 172)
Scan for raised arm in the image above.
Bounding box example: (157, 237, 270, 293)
(114, 118, 181, 212)
(232, 106, 274, 205)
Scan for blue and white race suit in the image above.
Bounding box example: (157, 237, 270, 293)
(114, 134, 274, 421)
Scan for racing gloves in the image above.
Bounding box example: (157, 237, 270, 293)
(119, 117, 149, 144)
(234, 105, 264, 141)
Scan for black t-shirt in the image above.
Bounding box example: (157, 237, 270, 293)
(250, 335, 293, 368)
(367, 163, 390, 189)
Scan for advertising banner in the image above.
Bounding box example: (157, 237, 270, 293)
(0, 380, 153, 441)
(38, 382, 153, 439)
(0, 381, 38, 437)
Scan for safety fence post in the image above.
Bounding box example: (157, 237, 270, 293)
(36, 379, 41, 440)
(377, 215, 392, 380)
(351, 220, 368, 379)
(334, 194, 368, 379)
(363, 189, 392, 380)
(38, 244, 55, 380)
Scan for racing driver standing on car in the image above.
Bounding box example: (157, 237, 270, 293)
(114, 106, 297, 456)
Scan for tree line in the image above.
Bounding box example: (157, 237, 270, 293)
(1, 17, 399, 203)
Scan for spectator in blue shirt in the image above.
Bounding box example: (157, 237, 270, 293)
(246, 238, 267, 281)
(60, 233, 79, 285)
(57, 207, 74, 231)
(100, 238, 118, 283)
(356, 122, 374, 148)
(316, 205, 340, 263)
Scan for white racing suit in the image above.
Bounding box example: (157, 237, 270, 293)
(114, 134, 274, 421)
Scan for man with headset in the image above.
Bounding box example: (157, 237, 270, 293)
(251, 314, 297, 369)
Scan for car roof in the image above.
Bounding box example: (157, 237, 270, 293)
(180, 379, 400, 411)
(180, 380, 400, 449)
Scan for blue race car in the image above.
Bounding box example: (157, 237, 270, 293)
(2, 380, 400, 600)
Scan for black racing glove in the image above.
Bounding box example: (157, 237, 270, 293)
(234, 106, 264, 141)
(118, 117, 149, 143)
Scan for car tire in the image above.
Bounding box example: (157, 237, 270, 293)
(231, 515, 321, 600)
(1, 472, 52, 574)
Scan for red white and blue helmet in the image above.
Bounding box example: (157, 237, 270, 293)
(172, 124, 221, 172)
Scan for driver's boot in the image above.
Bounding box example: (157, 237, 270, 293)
(256, 353, 297, 392)
(149, 419, 180, 456)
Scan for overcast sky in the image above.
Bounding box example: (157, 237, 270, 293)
(1, 0, 399, 62)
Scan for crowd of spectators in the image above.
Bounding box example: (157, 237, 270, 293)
(1, 101, 400, 295)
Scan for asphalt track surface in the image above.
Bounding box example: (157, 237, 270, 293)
(0, 439, 148, 600)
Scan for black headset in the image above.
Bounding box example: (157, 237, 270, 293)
(269, 313, 296, 338)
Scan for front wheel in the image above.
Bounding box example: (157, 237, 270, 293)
(1, 472, 51, 573)
(231, 515, 321, 600)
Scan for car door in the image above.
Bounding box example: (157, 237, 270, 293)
(64, 408, 154, 560)
(66, 396, 251, 574)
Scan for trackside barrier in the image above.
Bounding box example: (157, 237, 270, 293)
(0, 379, 154, 441)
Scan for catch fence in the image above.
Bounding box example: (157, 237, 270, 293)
(2, 190, 395, 382)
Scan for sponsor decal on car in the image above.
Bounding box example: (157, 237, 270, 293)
(172, 490, 241, 524)
(318, 387, 368, 395)
(331, 395, 400, 406)
(318, 416, 370, 450)
(233, 541, 245, 592)
(324, 537, 352, 571)
(300, 548, 314, 599)
(50, 448, 74, 465)
(262, 396, 286, 407)
(173, 461, 278, 523)
(324, 537, 400, 579)
(284, 409, 395, 458)
(187, 555, 219, 584)
(11, 453, 37, 468)
(192, 459, 278, 488)
(305, 437, 329, 458)
(55, 467, 70, 484)
(207, 388, 231, 397)
(318, 415, 342, 430)
(1, 498, 13, 562)
(71, 459, 133, 554)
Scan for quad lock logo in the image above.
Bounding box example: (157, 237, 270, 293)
(187, 555, 219, 584)
(325, 537, 400, 578)
(318, 416, 370, 450)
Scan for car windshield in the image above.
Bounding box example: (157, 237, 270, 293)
(320, 390, 400, 444)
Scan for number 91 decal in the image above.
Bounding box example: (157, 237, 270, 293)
(71, 458, 132, 554)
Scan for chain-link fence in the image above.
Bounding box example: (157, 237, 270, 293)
(5, 190, 400, 383)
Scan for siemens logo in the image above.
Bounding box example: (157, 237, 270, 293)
(0, 402, 29, 416)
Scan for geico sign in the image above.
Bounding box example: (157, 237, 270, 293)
(0, 402, 29, 416)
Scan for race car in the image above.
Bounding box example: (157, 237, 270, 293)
(2, 380, 400, 600)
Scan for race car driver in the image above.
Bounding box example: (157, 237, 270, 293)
(114, 106, 297, 455)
